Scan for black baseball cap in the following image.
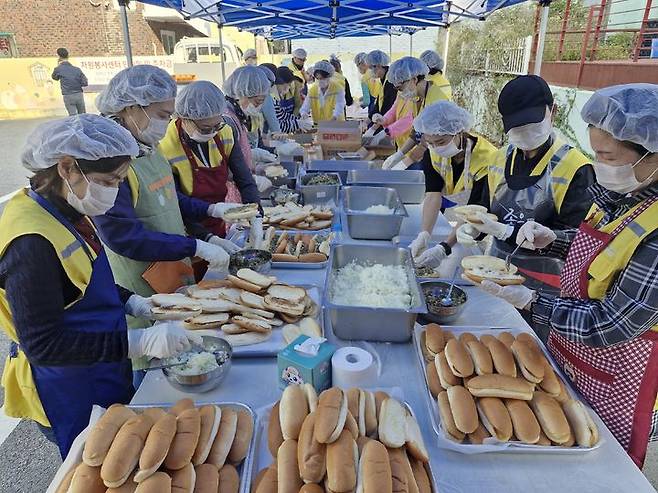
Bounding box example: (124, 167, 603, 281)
(498, 75, 554, 132)
(275, 66, 295, 84)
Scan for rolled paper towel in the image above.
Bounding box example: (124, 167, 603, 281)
(331, 346, 378, 388)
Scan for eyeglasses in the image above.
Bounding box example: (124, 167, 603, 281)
(193, 120, 225, 134)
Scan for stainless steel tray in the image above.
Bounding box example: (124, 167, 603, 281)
(298, 172, 342, 206)
(411, 324, 603, 454)
(307, 159, 375, 182)
(342, 186, 408, 240)
(346, 169, 425, 204)
(324, 244, 427, 342)
(252, 393, 437, 492)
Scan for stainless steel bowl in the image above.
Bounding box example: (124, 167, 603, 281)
(229, 249, 272, 275)
(420, 281, 468, 323)
(162, 336, 233, 393)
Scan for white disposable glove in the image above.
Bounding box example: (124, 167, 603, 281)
(516, 221, 557, 250)
(195, 239, 230, 271)
(208, 235, 241, 254)
(382, 151, 404, 170)
(456, 223, 480, 246)
(363, 126, 377, 139)
(208, 202, 243, 219)
(254, 175, 273, 193)
(125, 294, 155, 320)
(470, 213, 513, 240)
(391, 161, 407, 171)
(409, 231, 431, 258)
(416, 244, 448, 268)
(248, 216, 264, 249)
(298, 117, 313, 132)
(477, 280, 535, 310)
(251, 148, 278, 164)
(370, 130, 387, 146)
(371, 113, 384, 125)
(127, 322, 203, 360)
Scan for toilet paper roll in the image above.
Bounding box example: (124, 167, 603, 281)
(331, 346, 378, 389)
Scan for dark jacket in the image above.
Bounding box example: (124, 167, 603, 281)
(51, 61, 88, 95)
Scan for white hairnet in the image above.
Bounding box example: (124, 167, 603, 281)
(292, 48, 307, 59)
(260, 65, 276, 84)
(312, 60, 335, 77)
(95, 65, 176, 115)
(420, 50, 444, 71)
(354, 52, 367, 65)
(366, 50, 390, 67)
(224, 66, 271, 98)
(581, 83, 658, 152)
(386, 56, 428, 86)
(243, 48, 257, 60)
(21, 114, 139, 172)
(175, 80, 226, 120)
(413, 101, 473, 136)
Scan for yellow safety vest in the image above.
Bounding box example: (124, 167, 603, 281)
(0, 190, 98, 426)
(430, 133, 498, 195)
(308, 81, 345, 122)
(488, 138, 590, 214)
(370, 77, 383, 111)
(426, 72, 453, 100)
(158, 120, 235, 196)
(333, 72, 347, 90)
(392, 83, 446, 148)
(288, 62, 306, 115)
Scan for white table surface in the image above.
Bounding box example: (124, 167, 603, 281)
(132, 206, 655, 493)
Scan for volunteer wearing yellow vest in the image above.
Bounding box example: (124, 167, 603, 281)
(329, 54, 354, 110)
(158, 80, 261, 244)
(408, 102, 498, 270)
(457, 75, 595, 296)
(93, 66, 239, 375)
(365, 50, 397, 122)
(419, 49, 453, 101)
(376, 57, 452, 169)
(354, 52, 372, 109)
(288, 47, 310, 116)
(300, 60, 346, 122)
(479, 84, 658, 468)
(0, 115, 200, 457)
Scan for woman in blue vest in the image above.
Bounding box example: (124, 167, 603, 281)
(0, 115, 200, 457)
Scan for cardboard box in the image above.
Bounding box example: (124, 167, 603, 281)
(277, 335, 336, 393)
(316, 120, 362, 152)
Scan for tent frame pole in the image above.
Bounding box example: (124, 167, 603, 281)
(442, 25, 450, 77)
(218, 24, 227, 82)
(533, 0, 551, 75)
(118, 0, 134, 67)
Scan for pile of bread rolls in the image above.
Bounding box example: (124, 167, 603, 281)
(262, 203, 334, 231)
(253, 384, 433, 493)
(55, 398, 253, 493)
(150, 270, 320, 347)
(420, 324, 599, 448)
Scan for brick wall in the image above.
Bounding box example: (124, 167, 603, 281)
(0, 0, 203, 57)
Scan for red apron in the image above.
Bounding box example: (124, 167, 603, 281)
(176, 119, 229, 238)
(548, 195, 658, 467)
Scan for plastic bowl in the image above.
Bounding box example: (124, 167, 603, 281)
(162, 336, 233, 393)
(420, 281, 468, 323)
(229, 249, 272, 275)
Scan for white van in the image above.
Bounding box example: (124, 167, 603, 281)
(173, 37, 244, 86)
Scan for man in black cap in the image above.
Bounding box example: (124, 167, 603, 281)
(457, 74, 595, 299)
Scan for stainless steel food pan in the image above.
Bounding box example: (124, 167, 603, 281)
(341, 186, 408, 240)
(298, 172, 342, 205)
(324, 244, 427, 342)
(307, 160, 375, 182)
(346, 169, 425, 204)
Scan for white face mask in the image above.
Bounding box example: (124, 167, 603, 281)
(430, 136, 461, 158)
(593, 152, 657, 194)
(399, 81, 416, 100)
(507, 112, 553, 151)
(134, 106, 169, 145)
(184, 120, 216, 143)
(245, 58, 257, 66)
(65, 163, 119, 216)
(243, 102, 262, 116)
(318, 79, 330, 90)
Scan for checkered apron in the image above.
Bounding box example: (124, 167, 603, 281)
(548, 196, 658, 468)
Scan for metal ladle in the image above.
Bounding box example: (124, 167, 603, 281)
(440, 270, 460, 307)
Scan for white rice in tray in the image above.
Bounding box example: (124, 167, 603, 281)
(169, 351, 219, 376)
(331, 262, 412, 309)
(363, 204, 395, 215)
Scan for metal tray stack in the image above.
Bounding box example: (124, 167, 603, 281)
(324, 244, 427, 342)
(342, 186, 408, 240)
(346, 169, 425, 204)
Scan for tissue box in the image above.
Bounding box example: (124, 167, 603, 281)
(277, 335, 336, 392)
